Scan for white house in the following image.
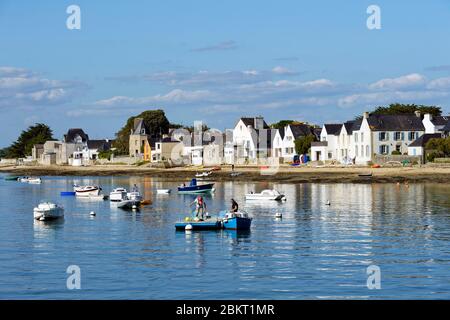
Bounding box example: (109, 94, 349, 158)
(278, 124, 315, 161)
(232, 117, 272, 163)
(423, 113, 449, 134)
(311, 112, 426, 164)
(311, 123, 341, 162)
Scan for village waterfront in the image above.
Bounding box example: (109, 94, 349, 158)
(1, 174, 450, 299)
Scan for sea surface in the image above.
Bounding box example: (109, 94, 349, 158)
(0, 174, 449, 299)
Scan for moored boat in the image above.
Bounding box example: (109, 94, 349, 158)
(33, 202, 64, 221)
(4, 176, 20, 181)
(195, 171, 212, 178)
(178, 179, 214, 194)
(156, 189, 171, 194)
(74, 185, 101, 197)
(110, 187, 128, 202)
(221, 211, 252, 230)
(245, 189, 286, 201)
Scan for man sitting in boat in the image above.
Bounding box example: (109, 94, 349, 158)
(190, 196, 207, 220)
(231, 199, 239, 213)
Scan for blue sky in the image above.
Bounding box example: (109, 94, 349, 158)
(1, 0, 450, 147)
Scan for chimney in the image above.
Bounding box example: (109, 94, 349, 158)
(415, 110, 421, 118)
(363, 112, 369, 119)
(424, 113, 433, 121)
(254, 116, 264, 130)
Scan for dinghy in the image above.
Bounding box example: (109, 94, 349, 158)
(156, 189, 171, 194)
(33, 202, 64, 221)
(195, 171, 212, 178)
(4, 176, 20, 181)
(245, 189, 286, 201)
(175, 217, 222, 231)
(73, 185, 101, 197)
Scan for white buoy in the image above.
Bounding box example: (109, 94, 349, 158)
(90, 211, 96, 216)
(275, 212, 282, 218)
(326, 200, 331, 206)
(282, 196, 287, 201)
(185, 224, 193, 231)
(132, 205, 137, 210)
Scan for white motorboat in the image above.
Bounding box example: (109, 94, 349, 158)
(33, 202, 64, 221)
(156, 189, 171, 194)
(195, 171, 212, 178)
(245, 189, 286, 201)
(116, 199, 140, 210)
(110, 187, 128, 202)
(127, 191, 143, 202)
(19, 176, 41, 183)
(73, 185, 101, 197)
(28, 177, 42, 184)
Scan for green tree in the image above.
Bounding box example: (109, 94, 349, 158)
(356, 103, 442, 119)
(0, 147, 9, 158)
(426, 137, 450, 156)
(114, 109, 170, 155)
(294, 134, 316, 155)
(6, 124, 54, 158)
(270, 120, 305, 130)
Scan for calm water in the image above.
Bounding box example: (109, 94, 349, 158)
(0, 174, 449, 299)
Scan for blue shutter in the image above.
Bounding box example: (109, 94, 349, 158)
(401, 132, 405, 141)
(386, 145, 390, 154)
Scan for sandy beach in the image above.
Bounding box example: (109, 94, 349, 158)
(1, 164, 450, 183)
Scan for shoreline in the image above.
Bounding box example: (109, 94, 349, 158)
(1, 164, 450, 183)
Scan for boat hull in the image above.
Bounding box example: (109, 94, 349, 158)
(222, 217, 252, 230)
(245, 194, 284, 201)
(177, 183, 215, 194)
(33, 208, 64, 221)
(175, 221, 222, 231)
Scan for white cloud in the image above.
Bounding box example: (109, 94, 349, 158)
(369, 73, 426, 90)
(0, 66, 86, 108)
(427, 77, 450, 90)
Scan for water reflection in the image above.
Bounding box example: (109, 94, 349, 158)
(1, 174, 450, 299)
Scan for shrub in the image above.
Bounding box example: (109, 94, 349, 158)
(391, 150, 401, 155)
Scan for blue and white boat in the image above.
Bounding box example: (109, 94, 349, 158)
(177, 178, 215, 194)
(221, 211, 252, 230)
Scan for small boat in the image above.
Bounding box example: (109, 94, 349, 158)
(74, 185, 101, 197)
(33, 202, 64, 221)
(178, 179, 215, 194)
(221, 211, 252, 230)
(28, 177, 42, 184)
(358, 173, 373, 177)
(195, 171, 212, 178)
(110, 187, 128, 202)
(4, 176, 19, 181)
(175, 219, 222, 231)
(127, 190, 143, 202)
(245, 189, 286, 201)
(19, 176, 41, 183)
(156, 189, 171, 194)
(116, 199, 140, 210)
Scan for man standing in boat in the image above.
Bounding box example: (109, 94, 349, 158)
(190, 196, 207, 220)
(230, 199, 239, 213)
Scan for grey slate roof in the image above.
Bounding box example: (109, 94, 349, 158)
(239, 117, 270, 129)
(64, 129, 89, 143)
(289, 124, 314, 138)
(324, 124, 343, 135)
(87, 139, 112, 151)
(443, 121, 450, 132)
(367, 114, 424, 131)
(431, 116, 450, 126)
(409, 133, 442, 147)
